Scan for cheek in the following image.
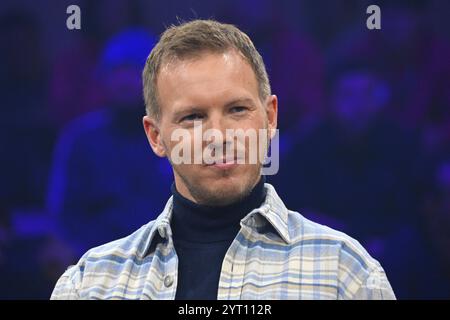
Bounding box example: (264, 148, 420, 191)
(230, 113, 267, 138)
(240, 116, 269, 146)
(165, 132, 198, 163)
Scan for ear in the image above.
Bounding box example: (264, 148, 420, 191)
(265, 95, 278, 139)
(143, 115, 167, 157)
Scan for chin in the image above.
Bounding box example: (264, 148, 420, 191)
(177, 164, 261, 204)
(207, 189, 245, 206)
(207, 176, 241, 190)
(204, 176, 252, 202)
(218, 172, 249, 184)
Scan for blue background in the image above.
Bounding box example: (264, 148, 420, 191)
(0, 0, 449, 299)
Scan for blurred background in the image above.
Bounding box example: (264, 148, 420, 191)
(0, 0, 449, 299)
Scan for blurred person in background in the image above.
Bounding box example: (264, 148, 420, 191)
(46, 29, 171, 258)
(48, 0, 144, 127)
(276, 64, 425, 247)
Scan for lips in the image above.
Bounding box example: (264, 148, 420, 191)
(207, 162, 238, 170)
(203, 156, 244, 168)
(210, 157, 236, 165)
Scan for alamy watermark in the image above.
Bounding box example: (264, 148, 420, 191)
(66, 5, 380, 31)
(66, 5, 81, 30)
(366, 5, 381, 30)
(169, 121, 279, 175)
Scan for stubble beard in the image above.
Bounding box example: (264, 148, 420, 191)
(172, 162, 262, 206)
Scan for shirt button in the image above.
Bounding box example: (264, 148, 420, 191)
(164, 275, 173, 287)
(158, 225, 166, 238)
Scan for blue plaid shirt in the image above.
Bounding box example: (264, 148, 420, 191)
(51, 183, 395, 300)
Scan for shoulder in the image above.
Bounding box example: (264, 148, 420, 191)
(263, 183, 384, 277)
(287, 210, 395, 299)
(83, 222, 151, 258)
(50, 220, 156, 299)
(288, 210, 377, 266)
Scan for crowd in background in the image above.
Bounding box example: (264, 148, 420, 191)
(0, 0, 449, 299)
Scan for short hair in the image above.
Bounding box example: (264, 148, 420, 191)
(142, 19, 271, 119)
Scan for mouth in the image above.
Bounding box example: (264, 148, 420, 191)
(204, 157, 242, 170)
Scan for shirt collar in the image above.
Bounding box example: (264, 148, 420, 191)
(138, 182, 292, 258)
(245, 183, 292, 244)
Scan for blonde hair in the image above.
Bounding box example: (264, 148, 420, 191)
(142, 19, 271, 119)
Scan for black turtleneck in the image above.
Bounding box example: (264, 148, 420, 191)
(171, 175, 266, 300)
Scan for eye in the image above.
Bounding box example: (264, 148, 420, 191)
(230, 106, 247, 113)
(180, 113, 204, 122)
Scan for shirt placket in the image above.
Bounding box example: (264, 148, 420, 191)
(142, 220, 178, 300)
(217, 221, 255, 300)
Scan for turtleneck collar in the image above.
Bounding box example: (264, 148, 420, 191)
(170, 175, 266, 243)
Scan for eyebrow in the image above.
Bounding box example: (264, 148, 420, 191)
(171, 97, 256, 121)
(171, 106, 205, 122)
(224, 97, 256, 108)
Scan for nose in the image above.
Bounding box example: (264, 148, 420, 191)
(202, 111, 234, 151)
(205, 110, 223, 130)
(204, 112, 229, 138)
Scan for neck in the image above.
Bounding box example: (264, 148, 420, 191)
(170, 175, 266, 243)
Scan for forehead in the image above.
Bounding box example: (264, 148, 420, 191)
(156, 50, 259, 113)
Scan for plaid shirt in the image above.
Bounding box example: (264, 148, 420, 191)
(51, 183, 395, 300)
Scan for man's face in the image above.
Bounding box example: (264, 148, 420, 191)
(143, 50, 277, 205)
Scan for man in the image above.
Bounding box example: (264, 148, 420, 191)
(51, 19, 395, 300)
